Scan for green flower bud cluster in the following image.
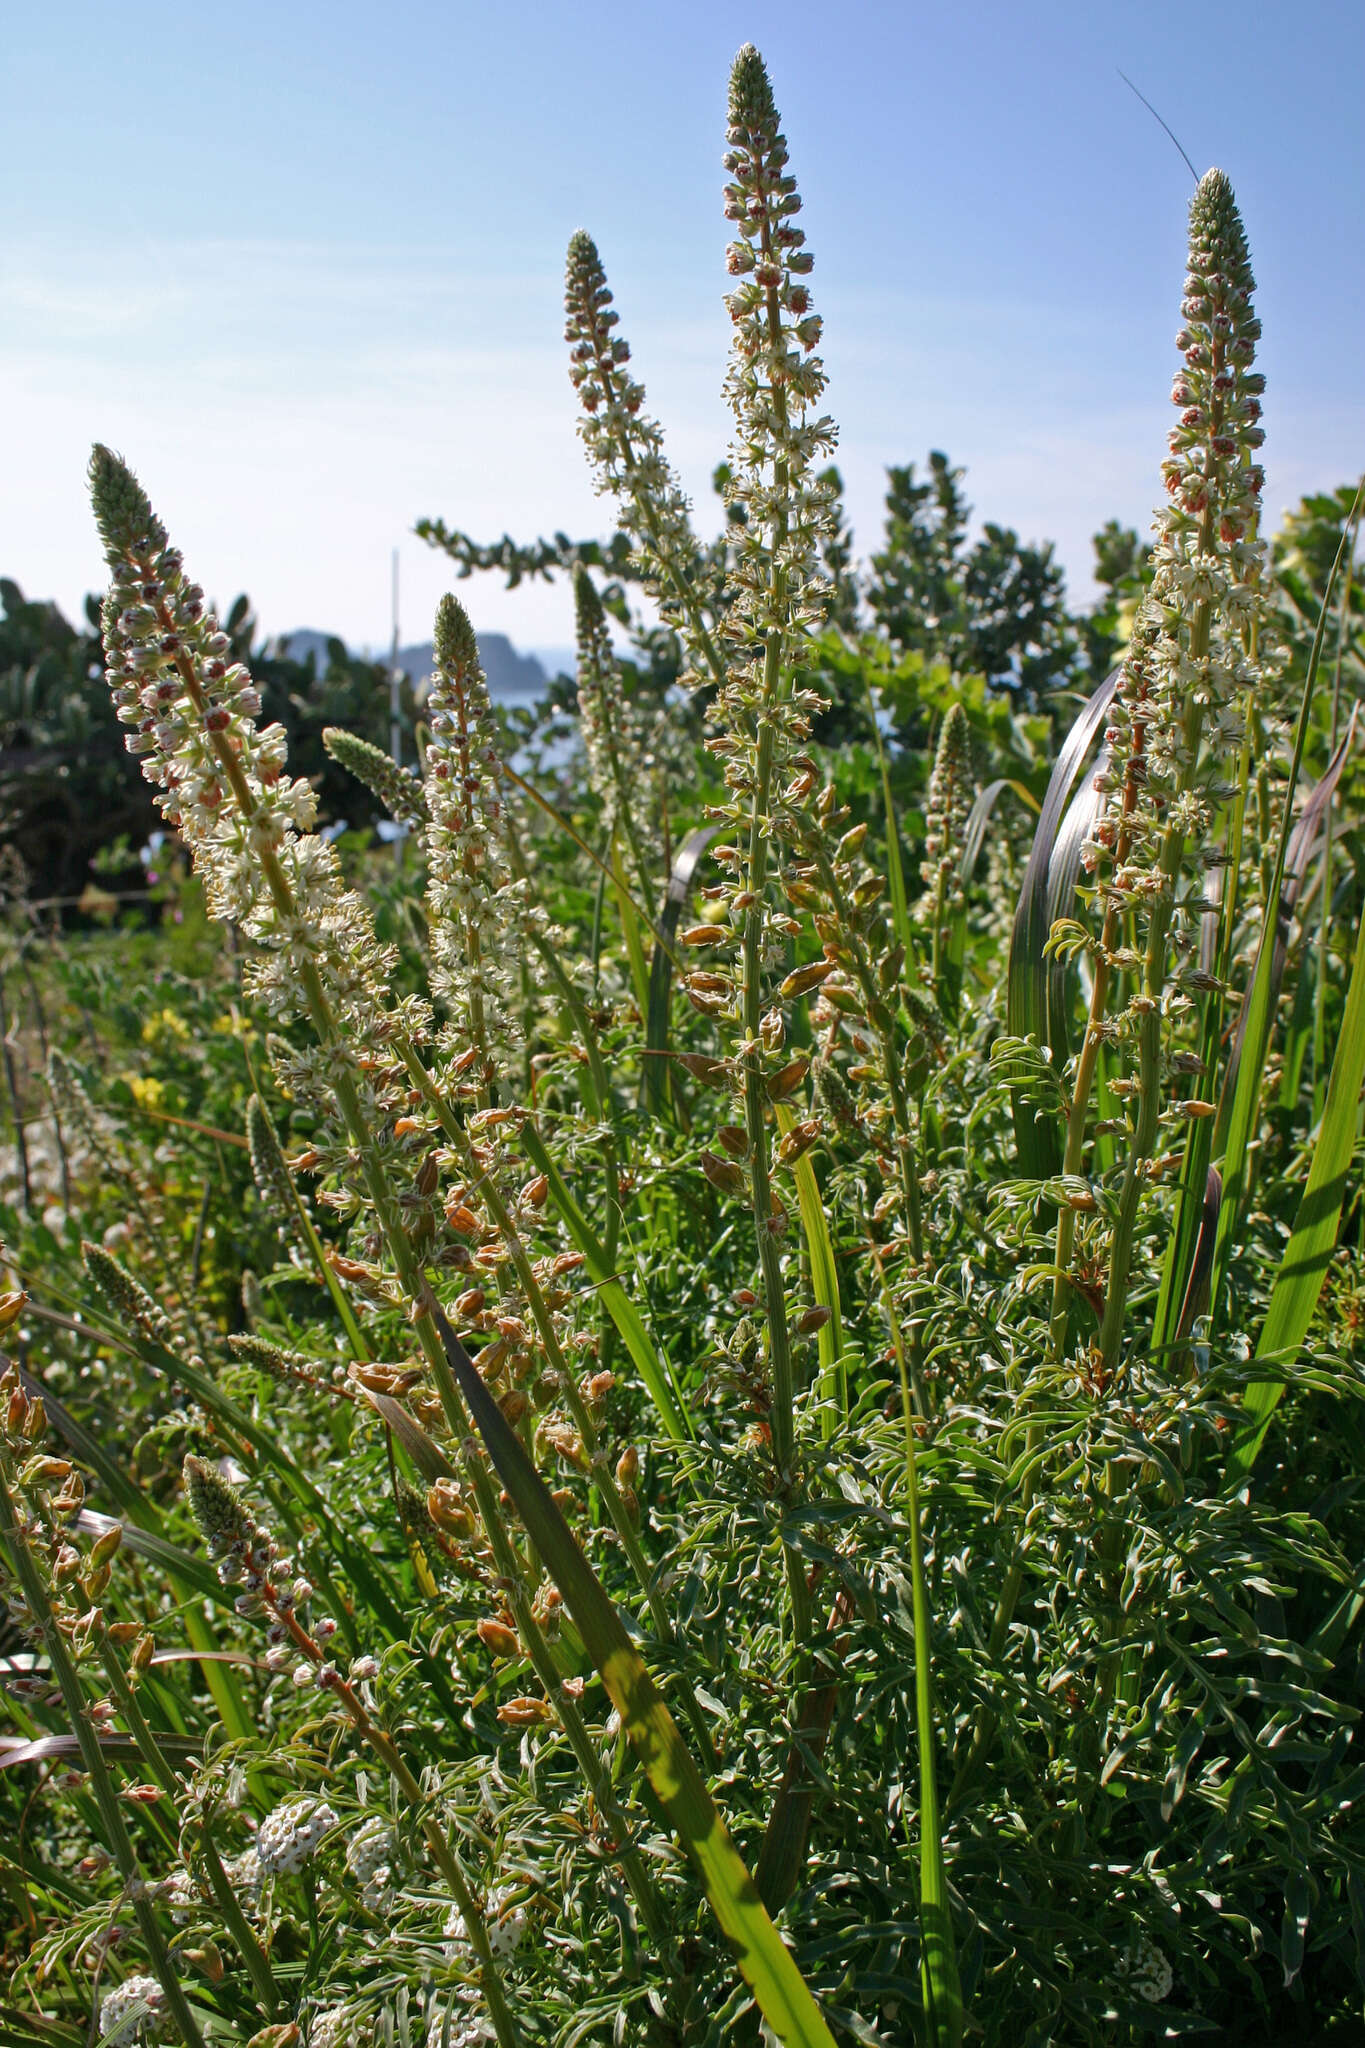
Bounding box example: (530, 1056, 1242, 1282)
(564, 231, 705, 668)
(423, 594, 535, 1082)
(920, 704, 973, 915)
(322, 727, 430, 829)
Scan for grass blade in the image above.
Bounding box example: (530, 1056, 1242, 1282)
(774, 1103, 860, 1431)
(428, 1302, 837, 2048)
(1228, 888, 1365, 1474)
(520, 1120, 692, 1442)
(644, 825, 717, 1114)
(1210, 488, 1364, 1332)
(1006, 672, 1119, 1176)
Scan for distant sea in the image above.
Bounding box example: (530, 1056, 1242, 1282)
(277, 630, 574, 705)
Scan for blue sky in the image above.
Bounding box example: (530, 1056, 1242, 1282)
(5, 0, 1363, 658)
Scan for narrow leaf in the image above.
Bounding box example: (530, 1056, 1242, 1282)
(1229, 889, 1365, 1472)
(428, 1303, 836, 2048)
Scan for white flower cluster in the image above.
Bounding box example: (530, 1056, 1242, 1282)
(89, 449, 398, 1049)
(308, 2006, 372, 2048)
(156, 1866, 202, 1921)
(345, 1816, 401, 1906)
(443, 1887, 528, 1962)
(223, 1844, 265, 1909)
(427, 2007, 494, 2048)
(255, 1795, 339, 1875)
(1119, 1935, 1174, 2004)
(97, 1975, 169, 2043)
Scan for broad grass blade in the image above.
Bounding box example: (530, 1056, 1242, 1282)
(1228, 888, 1365, 1474)
(1006, 672, 1118, 1176)
(428, 1303, 838, 2048)
(961, 777, 1038, 888)
(774, 1103, 860, 1430)
(643, 825, 717, 1114)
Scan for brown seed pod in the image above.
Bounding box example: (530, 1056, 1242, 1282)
(766, 1056, 810, 1101)
(780, 959, 834, 999)
(497, 1695, 553, 1727)
(477, 1618, 520, 1659)
(700, 1149, 746, 1196)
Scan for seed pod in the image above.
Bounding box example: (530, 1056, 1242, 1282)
(498, 1390, 530, 1426)
(776, 1119, 821, 1166)
(131, 1633, 155, 1674)
(393, 1117, 423, 1137)
(616, 1445, 639, 1488)
(539, 1420, 587, 1469)
(518, 1174, 549, 1209)
(24, 1395, 47, 1440)
(186, 1942, 225, 1985)
(415, 1151, 440, 1199)
(90, 1525, 124, 1568)
(796, 1305, 831, 1335)
(701, 1148, 746, 1196)
(478, 1618, 520, 1659)
(444, 1201, 482, 1234)
(760, 1006, 785, 1051)
(24, 1456, 72, 1484)
(879, 943, 906, 990)
(780, 960, 834, 1000)
(682, 924, 720, 945)
(676, 1053, 731, 1089)
(718, 1124, 749, 1160)
(0, 1290, 26, 1331)
(325, 1251, 375, 1284)
(766, 1056, 810, 1101)
(427, 1482, 474, 1537)
(455, 1286, 486, 1318)
(497, 1695, 552, 1727)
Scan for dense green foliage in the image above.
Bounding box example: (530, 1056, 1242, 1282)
(3, 45, 1365, 2048)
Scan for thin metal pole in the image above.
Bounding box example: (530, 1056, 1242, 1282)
(389, 547, 402, 768)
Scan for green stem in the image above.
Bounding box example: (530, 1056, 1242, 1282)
(95, 1627, 281, 2018)
(0, 1475, 206, 2047)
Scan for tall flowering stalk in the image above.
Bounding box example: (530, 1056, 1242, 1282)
(564, 232, 725, 689)
(1076, 169, 1270, 1372)
(920, 703, 973, 1000)
(702, 45, 837, 1503)
(88, 463, 684, 1978)
(572, 564, 656, 910)
(425, 595, 532, 1098)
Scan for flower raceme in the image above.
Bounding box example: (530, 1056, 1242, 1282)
(88, 446, 408, 1056)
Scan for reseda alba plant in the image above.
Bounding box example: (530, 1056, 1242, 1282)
(6, 37, 1365, 2048)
